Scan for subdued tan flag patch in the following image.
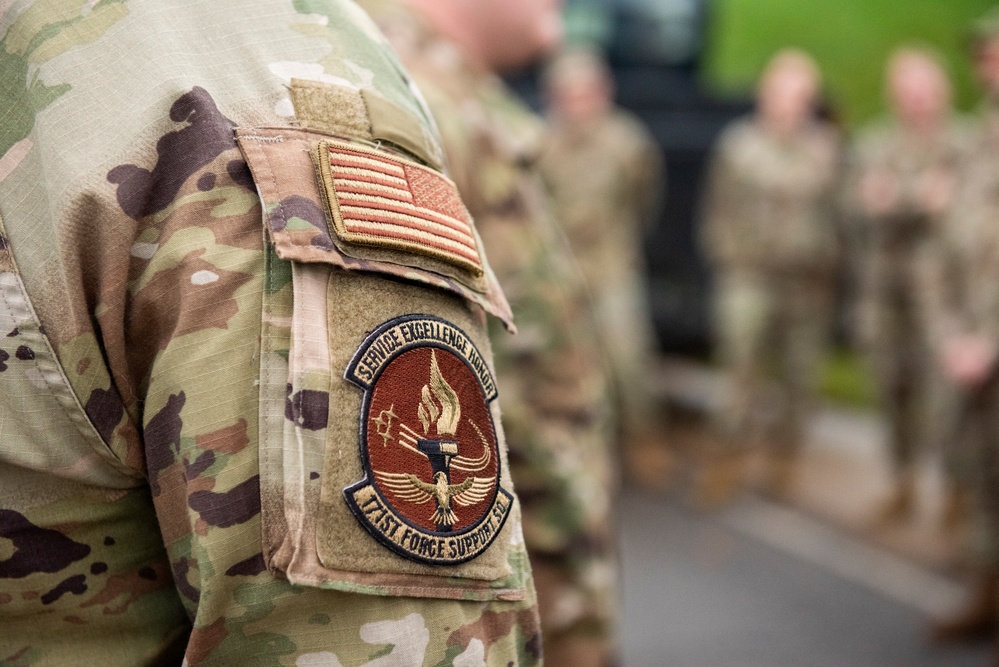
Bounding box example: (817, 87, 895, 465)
(314, 139, 483, 276)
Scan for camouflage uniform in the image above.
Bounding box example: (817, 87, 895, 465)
(845, 119, 969, 496)
(701, 117, 840, 457)
(361, 4, 619, 665)
(539, 107, 664, 449)
(0, 1, 542, 664)
(921, 106, 999, 568)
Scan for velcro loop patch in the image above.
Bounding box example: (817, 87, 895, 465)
(314, 140, 483, 277)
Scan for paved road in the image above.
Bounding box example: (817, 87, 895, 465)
(619, 489, 991, 667)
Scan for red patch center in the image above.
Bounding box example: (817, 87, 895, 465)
(366, 346, 499, 533)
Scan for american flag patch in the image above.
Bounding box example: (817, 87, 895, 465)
(314, 139, 483, 276)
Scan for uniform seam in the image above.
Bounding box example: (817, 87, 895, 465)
(0, 272, 141, 480)
(259, 144, 282, 568)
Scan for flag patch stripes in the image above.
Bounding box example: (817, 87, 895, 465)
(315, 140, 483, 275)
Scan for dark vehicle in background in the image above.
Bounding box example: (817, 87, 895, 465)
(511, 0, 751, 356)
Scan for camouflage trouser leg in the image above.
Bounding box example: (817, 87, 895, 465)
(960, 383, 999, 567)
(885, 378, 921, 471)
(713, 274, 772, 449)
(940, 433, 969, 498)
(929, 372, 965, 490)
(870, 297, 931, 473)
(770, 279, 830, 456)
(595, 273, 658, 442)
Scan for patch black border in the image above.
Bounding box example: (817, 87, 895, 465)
(343, 314, 512, 565)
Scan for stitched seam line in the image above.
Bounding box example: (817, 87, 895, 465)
(0, 273, 140, 481)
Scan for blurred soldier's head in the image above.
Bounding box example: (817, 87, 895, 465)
(970, 8, 999, 97)
(886, 48, 951, 131)
(542, 46, 614, 127)
(755, 49, 820, 136)
(405, 0, 563, 72)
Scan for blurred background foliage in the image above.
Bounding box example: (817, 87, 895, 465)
(818, 348, 879, 408)
(703, 0, 997, 127)
(565, 0, 999, 128)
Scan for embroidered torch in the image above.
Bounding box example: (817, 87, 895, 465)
(417, 351, 462, 482)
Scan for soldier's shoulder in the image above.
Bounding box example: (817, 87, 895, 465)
(600, 109, 654, 151)
(714, 116, 758, 153)
(607, 108, 650, 136)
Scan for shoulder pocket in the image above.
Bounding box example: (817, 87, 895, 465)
(235, 128, 512, 326)
(236, 127, 526, 601)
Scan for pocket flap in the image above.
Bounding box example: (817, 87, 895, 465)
(235, 127, 514, 330)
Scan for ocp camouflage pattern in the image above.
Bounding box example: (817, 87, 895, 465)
(844, 117, 970, 472)
(0, 1, 541, 664)
(700, 117, 841, 448)
(919, 103, 999, 567)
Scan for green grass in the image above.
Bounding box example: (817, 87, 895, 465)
(702, 0, 998, 128)
(818, 347, 879, 409)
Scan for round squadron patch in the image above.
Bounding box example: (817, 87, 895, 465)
(344, 315, 513, 565)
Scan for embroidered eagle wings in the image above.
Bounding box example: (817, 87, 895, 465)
(375, 470, 494, 528)
(375, 470, 493, 506)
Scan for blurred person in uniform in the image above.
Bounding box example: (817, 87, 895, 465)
(360, 0, 620, 664)
(538, 46, 668, 487)
(920, 9, 999, 646)
(845, 47, 970, 526)
(0, 0, 543, 664)
(698, 49, 841, 505)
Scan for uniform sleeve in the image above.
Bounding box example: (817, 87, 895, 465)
(698, 131, 742, 268)
(812, 127, 846, 275)
(0, 3, 540, 665)
(117, 98, 539, 666)
(629, 122, 666, 230)
(915, 233, 963, 351)
(916, 139, 999, 352)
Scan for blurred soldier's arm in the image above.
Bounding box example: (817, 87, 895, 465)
(917, 233, 997, 390)
(818, 126, 847, 275)
(916, 128, 999, 392)
(840, 138, 883, 351)
(629, 121, 667, 230)
(698, 129, 743, 269)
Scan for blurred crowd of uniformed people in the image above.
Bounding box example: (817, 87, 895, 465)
(370, 1, 999, 664)
(694, 8, 999, 655)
